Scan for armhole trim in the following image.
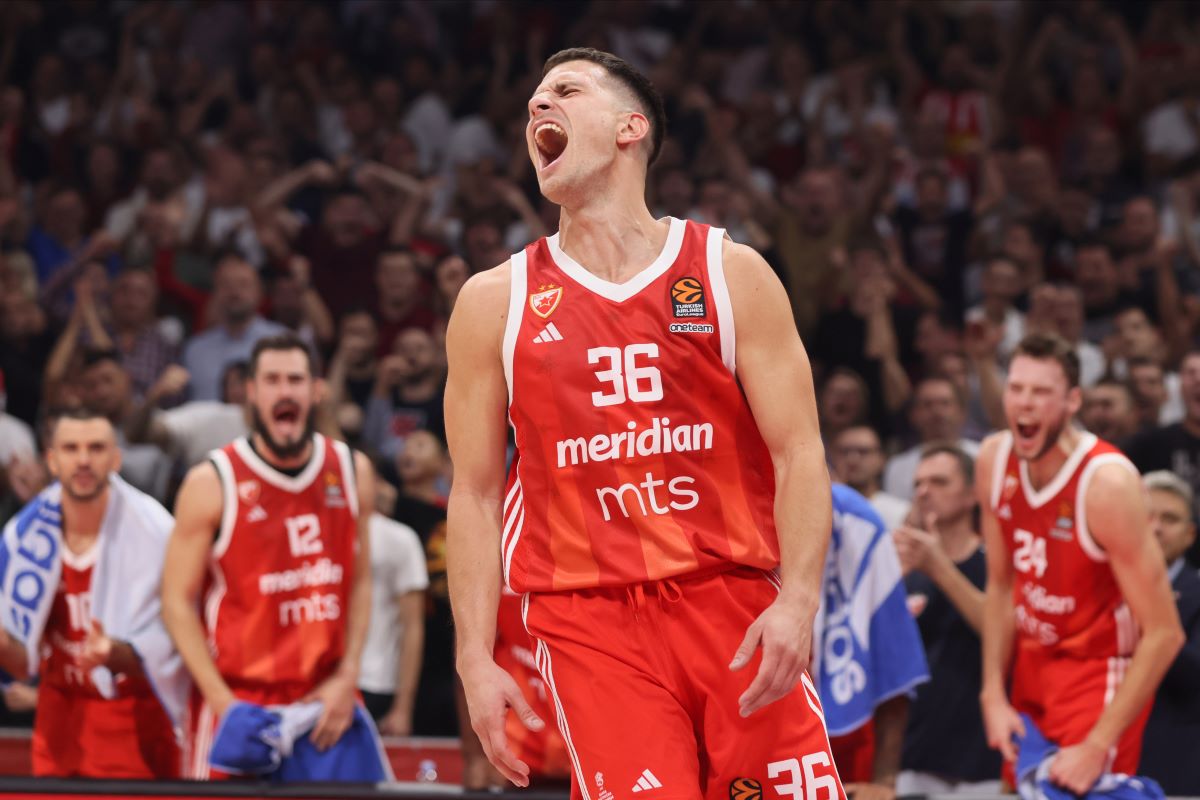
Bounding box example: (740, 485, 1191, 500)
(210, 451, 238, 560)
(502, 251, 528, 406)
(331, 440, 359, 519)
(706, 226, 736, 373)
(1075, 453, 1138, 563)
(990, 431, 1013, 510)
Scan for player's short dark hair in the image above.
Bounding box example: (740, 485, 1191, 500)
(46, 406, 114, 439)
(919, 441, 975, 486)
(1013, 332, 1081, 389)
(249, 333, 319, 378)
(915, 374, 967, 409)
(543, 47, 666, 166)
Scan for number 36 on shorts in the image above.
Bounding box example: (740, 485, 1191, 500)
(767, 753, 840, 800)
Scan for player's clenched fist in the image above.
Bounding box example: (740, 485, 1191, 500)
(460, 656, 544, 788)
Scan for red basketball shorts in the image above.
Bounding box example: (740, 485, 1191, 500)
(521, 567, 847, 800)
(33, 683, 181, 778)
(1008, 646, 1150, 777)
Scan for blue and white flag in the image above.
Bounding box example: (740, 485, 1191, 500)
(1017, 714, 1165, 800)
(812, 484, 929, 736)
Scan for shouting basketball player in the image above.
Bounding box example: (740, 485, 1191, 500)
(976, 333, 1183, 793)
(445, 48, 843, 800)
(162, 333, 390, 780)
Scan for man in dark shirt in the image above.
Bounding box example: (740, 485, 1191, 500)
(1126, 350, 1200, 565)
(1139, 472, 1200, 796)
(893, 445, 1001, 793)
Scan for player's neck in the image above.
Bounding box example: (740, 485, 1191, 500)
(61, 487, 109, 548)
(251, 433, 314, 473)
(557, 191, 664, 283)
(1023, 425, 1083, 490)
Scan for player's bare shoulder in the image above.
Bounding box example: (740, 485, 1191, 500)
(446, 260, 512, 351)
(174, 459, 223, 531)
(720, 238, 785, 307)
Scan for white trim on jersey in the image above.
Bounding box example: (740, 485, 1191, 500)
(533, 322, 564, 343)
(231, 434, 327, 494)
(503, 251, 528, 406)
(330, 439, 359, 519)
(210, 449, 238, 560)
(1019, 432, 1097, 509)
(547, 217, 686, 303)
(1114, 603, 1138, 656)
(1074, 451, 1138, 562)
(990, 431, 1013, 511)
(502, 475, 525, 589)
(706, 226, 736, 373)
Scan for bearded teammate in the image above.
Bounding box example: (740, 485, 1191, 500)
(977, 333, 1183, 793)
(161, 334, 384, 779)
(446, 48, 841, 799)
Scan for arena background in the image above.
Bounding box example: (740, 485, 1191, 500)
(1, 0, 1199, 796)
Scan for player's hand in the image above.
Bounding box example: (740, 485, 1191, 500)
(844, 783, 896, 800)
(1048, 739, 1107, 795)
(459, 655, 544, 788)
(79, 620, 112, 672)
(378, 706, 412, 737)
(303, 671, 358, 751)
(3, 682, 37, 713)
(730, 593, 815, 717)
(980, 689, 1025, 762)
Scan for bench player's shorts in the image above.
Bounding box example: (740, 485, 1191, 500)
(1008, 646, 1150, 779)
(33, 683, 181, 778)
(521, 566, 847, 800)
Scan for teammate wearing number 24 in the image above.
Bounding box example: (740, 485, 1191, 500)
(976, 333, 1183, 794)
(446, 47, 844, 800)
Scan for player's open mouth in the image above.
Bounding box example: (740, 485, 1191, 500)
(273, 403, 300, 424)
(534, 122, 568, 171)
(1016, 422, 1039, 441)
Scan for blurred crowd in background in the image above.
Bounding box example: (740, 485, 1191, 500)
(0, 0, 1199, 775)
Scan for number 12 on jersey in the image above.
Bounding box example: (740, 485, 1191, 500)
(588, 344, 663, 407)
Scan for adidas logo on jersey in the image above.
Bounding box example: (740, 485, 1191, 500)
(246, 505, 268, 522)
(632, 769, 663, 793)
(533, 323, 564, 343)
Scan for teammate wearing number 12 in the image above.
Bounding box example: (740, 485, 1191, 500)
(446, 48, 843, 800)
(976, 333, 1183, 793)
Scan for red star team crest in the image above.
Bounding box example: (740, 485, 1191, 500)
(529, 285, 563, 318)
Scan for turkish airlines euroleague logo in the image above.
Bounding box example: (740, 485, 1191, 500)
(671, 277, 707, 318)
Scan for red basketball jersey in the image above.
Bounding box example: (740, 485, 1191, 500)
(41, 547, 105, 696)
(502, 218, 779, 592)
(206, 434, 359, 694)
(989, 431, 1139, 658)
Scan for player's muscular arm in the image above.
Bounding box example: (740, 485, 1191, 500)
(975, 434, 1024, 763)
(445, 265, 543, 787)
(305, 451, 375, 751)
(721, 240, 831, 717)
(1049, 463, 1185, 793)
(161, 463, 236, 717)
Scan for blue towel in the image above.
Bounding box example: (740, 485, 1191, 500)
(812, 485, 930, 736)
(1016, 714, 1165, 800)
(273, 705, 390, 783)
(209, 702, 283, 775)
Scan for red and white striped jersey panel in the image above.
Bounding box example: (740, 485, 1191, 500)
(990, 431, 1139, 659)
(502, 218, 780, 592)
(205, 434, 359, 694)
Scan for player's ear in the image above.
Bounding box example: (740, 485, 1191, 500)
(1066, 385, 1083, 416)
(617, 110, 650, 153)
(313, 377, 328, 405)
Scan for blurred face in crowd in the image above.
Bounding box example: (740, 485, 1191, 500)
(915, 172, 948, 220)
(376, 251, 421, 305)
(790, 169, 840, 235)
(938, 352, 970, 398)
(1130, 361, 1167, 423)
(1182, 353, 1200, 425)
(1115, 307, 1161, 361)
(1149, 488, 1195, 565)
(82, 358, 133, 421)
(1120, 197, 1158, 253)
(1075, 246, 1119, 308)
(464, 220, 504, 271)
(1003, 222, 1040, 270)
(912, 379, 966, 443)
(819, 372, 867, 432)
(1083, 126, 1120, 180)
(913, 451, 975, 528)
(1081, 382, 1138, 442)
(1004, 355, 1081, 461)
(111, 270, 157, 330)
(270, 274, 306, 329)
(87, 142, 120, 192)
(323, 192, 370, 248)
(142, 149, 177, 201)
(397, 429, 447, 485)
(830, 426, 885, 493)
(213, 256, 261, 327)
(435, 255, 470, 305)
(392, 327, 440, 382)
(248, 347, 321, 460)
(982, 258, 1023, 306)
(656, 168, 694, 217)
(47, 416, 120, 503)
(1053, 286, 1085, 343)
(1058, 188, 1095, 237)
(1014, 148, 1055, 206)
(527, 59, 650, 204)
(45, 188, 86, 243)
(339, 311, 378, 365)
(380, 132, 419, 174)
(1, 289, 46, 340)
(221, 363, 248, 406)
